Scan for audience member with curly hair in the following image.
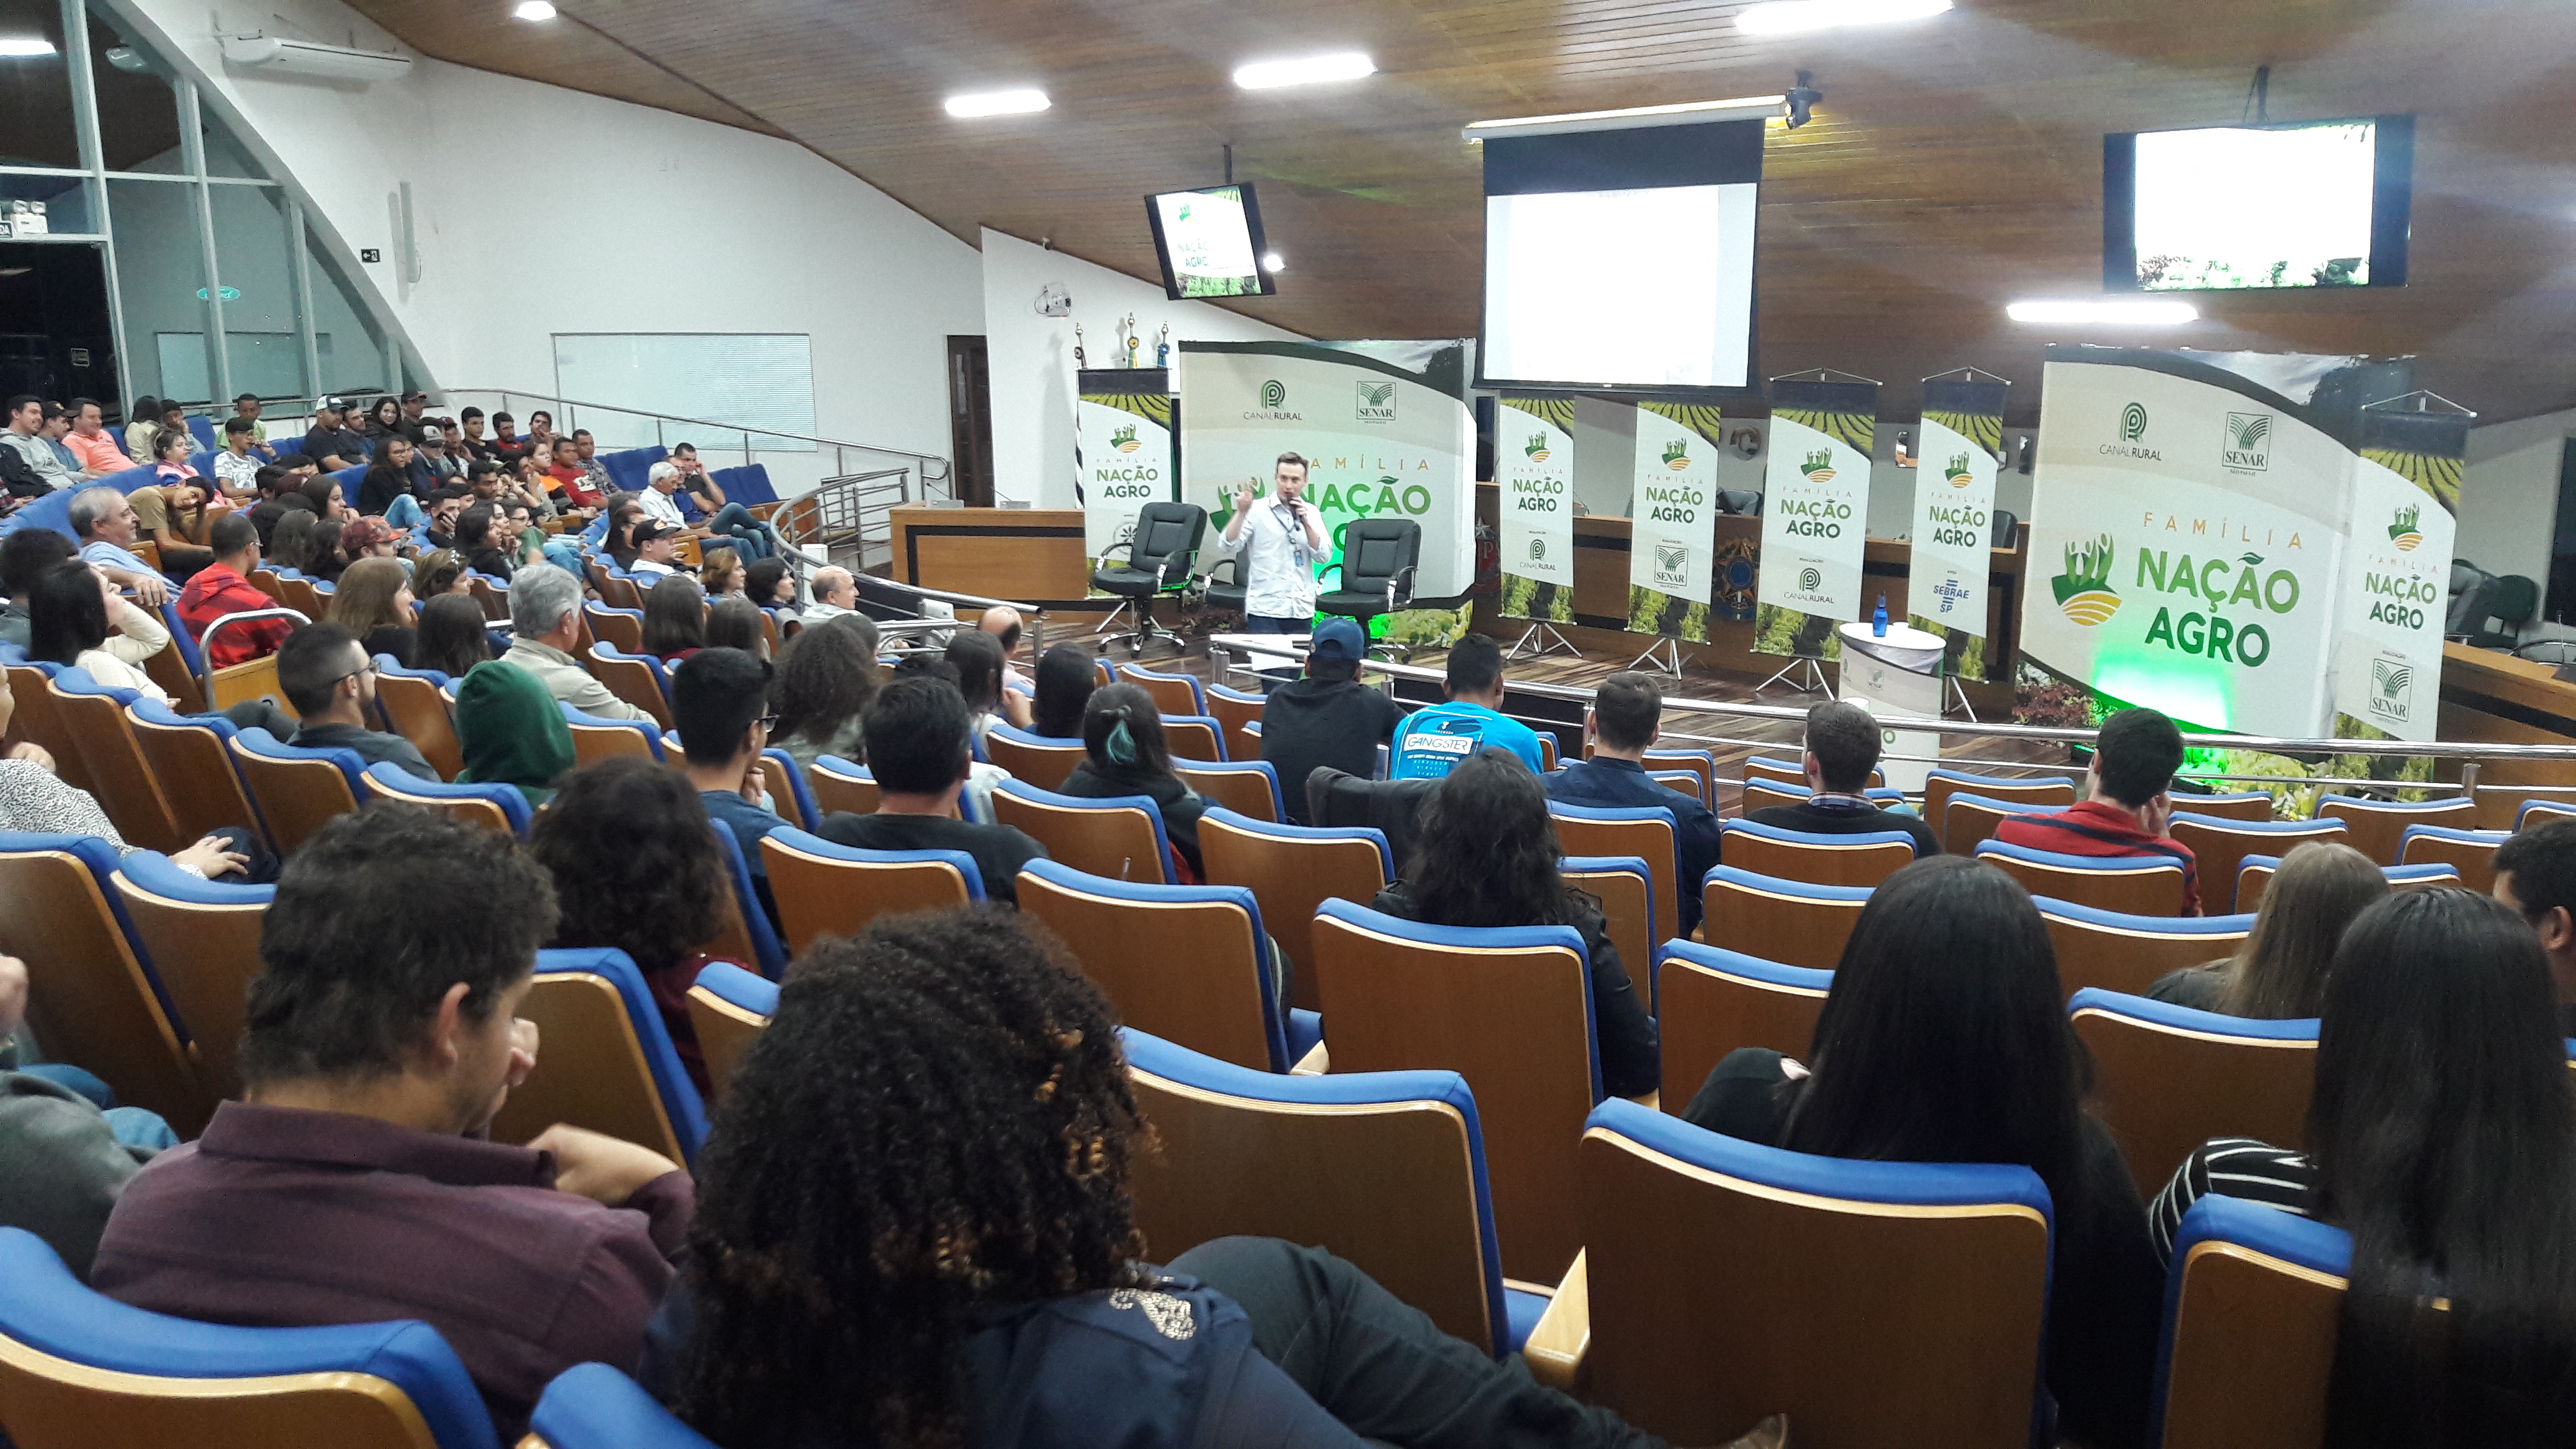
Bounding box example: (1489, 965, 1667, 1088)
(768, 613, 878, 770)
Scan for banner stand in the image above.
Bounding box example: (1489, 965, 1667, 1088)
(1505, 622, 1583, 661)
(1757, 655, 1832, 695)
(1628, 636, 1685, 678)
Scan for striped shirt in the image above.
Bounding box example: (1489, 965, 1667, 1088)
(1993, 799, 2202, 915)
(2147, 1136, 2317, 1264)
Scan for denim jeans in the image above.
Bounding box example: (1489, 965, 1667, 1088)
(703, 502, 776, 560)
(381, 494, 426, 529)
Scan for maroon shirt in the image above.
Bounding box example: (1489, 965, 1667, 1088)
(90, 1101, 690, 1437)
(1992, 798, 2202, 916)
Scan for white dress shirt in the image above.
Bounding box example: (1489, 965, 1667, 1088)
(1212, 497, 1323, 620)
(637, 487, 687, 529)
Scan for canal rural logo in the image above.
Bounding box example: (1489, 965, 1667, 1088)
(1110, 422, 1141, 454)
(2120, 402, 2149, 443)
(1524, 432, 1552, 462)
(2052, 534, 2122, 626)
(2388, 502, 2423, 552)
(1260, 379, 1287, 409)
(1530, 537, 1548, 561)
(1798, 448, 1837, 483)
(1355, 381, 1397, 422)
(1661, 437, 1692, 471)
(1944, 452, 1974, 489)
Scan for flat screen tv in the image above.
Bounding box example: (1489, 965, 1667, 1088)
(1145, 183, 1276, 301)
(2105, 115, 2413, 291)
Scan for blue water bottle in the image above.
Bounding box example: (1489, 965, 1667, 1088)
(1873, 593, 1889, 637)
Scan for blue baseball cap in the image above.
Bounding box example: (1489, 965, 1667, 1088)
(1310, 617, 1365, 661)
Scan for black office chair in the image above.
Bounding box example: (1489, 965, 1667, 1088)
(1317, 518, 1421, 633)
(1201, 556, 1246, 618)
(1990, 509, 2019, 547)
(1091, 501, 1207, 654)
(2467, 573, 2540, 651)
(1714, 489, 1765, 516)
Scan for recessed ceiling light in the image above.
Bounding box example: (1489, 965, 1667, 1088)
(0, 267, 30, 278)
(2006, 299, 2198, 325)
(1261, 252, 1284, 273)
(1233, 52, 1374, 90)
(512, 1, 557, 19)
(1737, 0, 1951, 35)
(944, 88, 1050, 118)
(0, 36, 58, 56)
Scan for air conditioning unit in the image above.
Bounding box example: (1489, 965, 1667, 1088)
(219, 33, 412, 83)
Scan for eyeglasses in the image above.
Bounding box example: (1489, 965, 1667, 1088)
(333, 660, 380, 689)
(754, 713, 779, 731)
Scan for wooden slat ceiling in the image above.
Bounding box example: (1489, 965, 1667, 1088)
(351, 0, 2576, 425)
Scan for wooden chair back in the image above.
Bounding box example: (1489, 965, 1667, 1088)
(2157, 1199, 2350, 1449)
(1578, 1102, 2050, 1448)
(2169, 815, 2349, 913)
(585, 645, 673, 728)
(138, 638, 207, 716)
(1654, 943, 1830, 1116)
(1310, 902, 1594, 1284)
(1160, 716, 1226, 763)
(111, 864, 270, 1106)
(2315, 794, 2477, 865)
(583, 603, 645, 653)
(2175, 791, 2276, 822)
(1700, 867, 1871, 970)
(3, 663, 93, 796)
(596, 571, 643, 611)
(1116, 661, 1205, 718)
(564, 714, 660, 770)
(371, 671, 462, 780)
(360, 767, 519, 835)
(1976, 840, 2188, 915)
(759, 829, 978, 957)
(984, 727, 1086, 792)
(2071, 990, 2319, 1195)
(684, 963, 776, 1108)
(0, 844, 207, 1136)
(206, 653, 292, 718)
(1549, 806, 1678, 958)
(226, 734, 360, 854)
(46, 676, 182, 853)
(1197, 809, 1391, 1016)
(1922, 771, 2076, 852)
(1020, 861, 1282, 1071)
(990, 782, 1174, 884)
(1559, 856, 1657, 1013)
(1719, 820, 1913, 889)
(2396, 824, 2506, 895)
(1641, 748, 1717, 804)
(276, 573, 323, 619)
(2037, 900, 2254, 998)
(2474, 783, 2576, 831)
(465, 572, 509, 622)
(1173, 759, 1281, 822)
(806, 755, 880, 816)
(125, 704, 264, 847)
(1941, 792, 2049, 856)
(1206, 682, 1266, 763)
(1648, 770, 1705, 804)
(487, 969, 691, 1164)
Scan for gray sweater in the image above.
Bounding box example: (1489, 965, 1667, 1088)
(0, 1071, 154, 1281)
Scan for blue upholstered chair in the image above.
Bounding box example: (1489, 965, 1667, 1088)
(2166, 812, 2347, 913)
(1975, 837, 2190, 915)
(2172, 789, 2276, 821)
(1158, 712, 1228, 763)
(1019, 859, 1317, 1072)
(2152, 1194, 2352, 1449)
(1123, 1028, 1542, 1357)
(596, 445, 669, 497)
(1653, 940, 1830, 1110)
(2067, 987, 2320, 1194)
(754, 748, 821, 832)
(983, 721, 1086, 792)
(524, 1363, 712, 1449)
(2032, 897, 2256, 998)
(1697, 866, 1873, 970)
(1921, 768, 2079, 851)
(705, 822, 788, 980)
(584, 641, 673, 727)
(559, 701, 665, 766)
(362, 761, 532, 836)
(0, 1229, 499, 1449)
(1558, 853, 1656, 1012)
(2232, 854, 2457, 915)
(228, 726, 367, 853)
(1116, 658, 1207, 716)
(990, 778, 1178, 884)
(805, 753, 877, 816)
(1549, 801, 1678, 953)
(1196, 806, 1392, 1015)
(110, 849, 275, 1106)
(2395, 821, 2507, 894)
(125, 697, 270, 846)
(1940, 788, 2053, 854)
(1544, 1100, 2052, 1446)
(2313, 792, 2478, 865)
(1309, 899, 1594, 1284)
(685, 960, 778, 1105)
(1720, 817, 1914, 889)
(2517, 796, 2576, 832)
(1173, 756, 1284, 824)
(1742, 753, 1884, 792)
(488, 947, 710, 1168)
(758, 827, 982, 957)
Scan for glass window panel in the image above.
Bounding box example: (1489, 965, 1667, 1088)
(0, 0, 76, 168)
(305, 226, 384, 397)
(0, 240, 118, 408)
(0, 172, 93, 234)
(106, 177, 207, 401)
(198, 104, 267, 180)
(90, 12, 180, 173)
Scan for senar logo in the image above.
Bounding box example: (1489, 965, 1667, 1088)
(2369, 656, 2414, 724)
(1943, 452, 1973, 489)
(2223, 412, 2271, 473)
(2052, 533, 2121, 626)
(1355, 381, 1397, 423)
(2388, 502, 2422, 552)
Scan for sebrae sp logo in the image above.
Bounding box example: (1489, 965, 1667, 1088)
(2052, 533, 2122, 626)
(2369, 655, 2414, 724)
(1259, 379, 1287, 409)
(2223, 412, 2272, 473)
(1524, 431, 1551, 462)
(1355, 381, 1397, 423)
(2120, 402, 2149, 442)
(1110, 422, 1141, 454)
(1654, 540, 1690, 587)
(1933, 575, 1973, 615)
(2388, 502, 2423, 552)
(1798, 447, 1837, 483)
(1944, 452, 1974, 489)
(1661, 437, 1691, 471)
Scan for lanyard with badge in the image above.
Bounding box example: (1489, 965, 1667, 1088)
(1274, 499, 1314, 572)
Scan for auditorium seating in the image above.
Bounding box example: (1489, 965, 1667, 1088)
(523, 1362, 711, 1449)
(487, 948, 710, 1168)
(1159, 714, 1227, 762)
(560, 703, 663, 768)
(228, 729, 365, 853)
(1540, 1101, 2051, 1447)
(1921, 768, 2077, 851)
(1653, 941, 1829, 1115)
(1640, 747, 1719, 804)
(580, 602, 645, 653)
(1975, 838, 2189, 915)
(586, 643, 673, 728)
(110, 850, 272, 1107)
(685, 962, 777, 1108)
(1648, 769, 1705, 803)
(2174, 790, 2278, 822)
(804, 753, 878, 816)
(990, 778, 1178, 884)
(1020, 861, 1316, 1073)
(2154, 1194, 2351, 1449)
(2167, 814, 2347, 913)
(753, 748, 821, 832)
(2233, 856, 2456, 914)
(1549, 803, 1678, 955)
(1310, 900, 1596, 1284)
(371, 661, 464, 780)
(759, 827, 981, 957)
(47, 670, 182, 854)
(1558, 855, 1657, 1012)
(2070, 988, 2318, 1195)
(123, 700, 265, 846)
(1198, 807, 1392, 1015)
(2034, 898, 2256, 998)
(703, 824, 788, 980)
(0, 1228, 500, 1449)
(1116, 659, 1206, 717)
(983, 722, 1084, 791)
(1124, 1028, 1544, 1356)
(2396, 822, 2507, 894)
(2519, 797, 2576, 832)
(1205, 681, 1266, 761)
(3, 660, 93, 796)
(2314, 793, 2477, 864)
(1172, 757, 1283, 822)
(2472, 782, 2576, 830)
(1699, 867, 1871, 970)
(361, 763, 530, 836)
(1941, 790, 2051, 855)
(1719, 818, 1913, 889)
(1742, 754, 1884, 792)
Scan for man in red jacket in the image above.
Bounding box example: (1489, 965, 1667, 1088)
(1994, 705, 2201, 914)
(175, 514, 293, 668)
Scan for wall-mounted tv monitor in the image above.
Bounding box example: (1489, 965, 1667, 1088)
(2105, 115, 2413, 291)
(1478, 119, 1763, 393)
(1146, 183, 1276, 301)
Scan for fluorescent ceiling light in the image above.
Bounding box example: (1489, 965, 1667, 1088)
(512, 1, 556, 18)
(944, 88, 1050, 118)
(1463, 95, 1787, 142)
(1261, 252, 1284, 273)
(0, 36, 58, 56)
(1234, 52, 1374, 90)
(2006, 299, 2199, 326)
(1737, 0, 1952, 34)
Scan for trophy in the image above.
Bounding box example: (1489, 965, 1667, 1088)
(1073, 322, 1086, 370)
(1156, 323, 1171, 369)
(1122, 313, 1140, 368)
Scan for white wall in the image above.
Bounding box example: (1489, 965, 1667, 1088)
(981, 227, 1300, 507)
(2456, 407, 2574, 597)
(114, 0, 982, 483)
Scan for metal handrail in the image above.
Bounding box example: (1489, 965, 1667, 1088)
(437, 387, 952, 482)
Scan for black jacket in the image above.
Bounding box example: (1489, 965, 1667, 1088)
(1060, 758, 1206, 879)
